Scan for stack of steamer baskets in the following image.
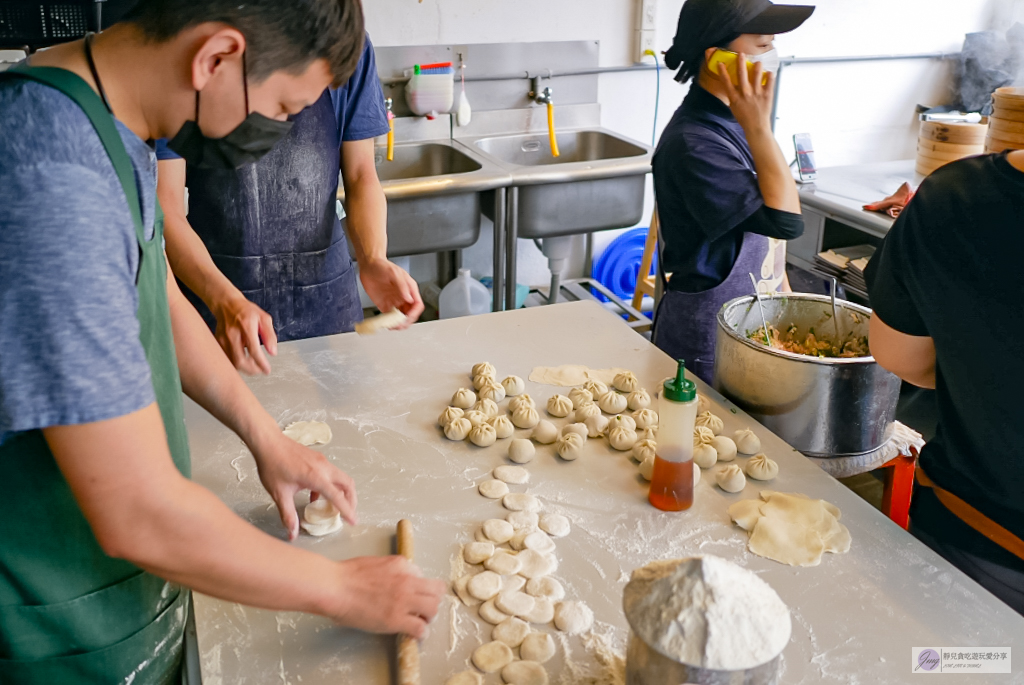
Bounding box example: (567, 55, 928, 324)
(986, 87, 1024, 154)
(916, 117, 987, 176)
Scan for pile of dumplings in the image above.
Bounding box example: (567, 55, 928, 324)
(687, 409, 780, 494)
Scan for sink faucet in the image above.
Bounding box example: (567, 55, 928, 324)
(385, 97, 394, 162)
(530, 77, 560, 158)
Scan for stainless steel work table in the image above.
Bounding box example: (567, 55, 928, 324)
(185, 301, 1024, 684)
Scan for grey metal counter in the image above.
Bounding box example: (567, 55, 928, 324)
(185, 301, 1024, 684)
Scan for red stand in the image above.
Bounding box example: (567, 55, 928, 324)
(880, 447, 919, 530)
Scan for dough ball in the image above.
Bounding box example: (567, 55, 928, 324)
(695, 411, 724, 435)
(496, 591, 536, 617)
(494, 464, 530, 484)
(492, 617, 531, 647)
(546, 394, 573, 418)
(639, 455, 655, 480)
(531, 419, 558, 444)
(734, 428, 762, 454)
(508, 438, 536, 464)
(716, 463, 747, 493)
(539, 513, 570, 538)
(694, 463, 702, 486)
(463, 410, 489, 428)
(301, 498, 343, 536)
(613, 371, 640, 393)
(438, 406, 465, 427)
(627, 388, 651, 411)
(509, 530, 532, 551)
(507, 510, 540, 530)
(639, 426, 658, 442)
(503, 575, 528, 594)
(583, 379, 609, 397)
(520, 632, 557, 663)
(568, 387, 593, 409)
(573, 402, 602, 423)
(693, 443, 718, 469)
(523, 530, 556, 555)
(474, 528, 491, 542)
(501, 375, 525, 397)
(479, 597, 510, 625)
(597, 391, 627, 415)
(746, 453, 779, 481)
(503, 492, 541, 512)
(479, 381, 507, 403)
(454, 573, 481, 607)
(485, 550, 523, 575)
(464, 541, 495, 565)
(560, 423, 588, 440)
(471, 641, 514, 673)
(584, 413, 609, 438)
(609, 414, 636, 433)
(445, 417, 472, 441)
(473, 398, 500, 418)
(509, 394, 536, 413)
(694, 426, 715, 446)
(445, 670, 483, 685)
(480, 479, 510, 499)
(554, 601, 594, 634)
(608, 426, 638, 451)
(482, 518, 515, 544)
(522, 596, 555, 624)
(472, 362, 496, 379)
(502, 660, 549, 685)
(469, 423, 497, 447)
(555, 432, 586, 461)
(467, 571, 504, 601)
(526, 576, 565, 601)
(632, 438, 657, 463)
(452, 388, 477, 409)
(283, 421, 332, 446)
(632, 408, 659, 430)
(711, 435, 738, 462)
(490, 415, 515, 439)
(517, 549, 558, 579)
(512, 405, 541, 429)
(473, 372, 496, 391)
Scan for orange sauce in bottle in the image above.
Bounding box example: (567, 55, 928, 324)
(648, 455, 694, 511)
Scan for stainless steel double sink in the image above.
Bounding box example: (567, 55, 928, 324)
(339, 117, 652, 311)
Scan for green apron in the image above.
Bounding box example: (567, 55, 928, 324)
(0, 66, 192, 684)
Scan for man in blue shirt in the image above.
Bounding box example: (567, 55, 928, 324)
(157, 34, 420, 374)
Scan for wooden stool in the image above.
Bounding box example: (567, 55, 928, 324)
(629, 209, 660, 331)
(880, 447, 919, 530)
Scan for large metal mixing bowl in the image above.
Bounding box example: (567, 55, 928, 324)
(713, 294, 901, 457)
(625, 632, 781, 685)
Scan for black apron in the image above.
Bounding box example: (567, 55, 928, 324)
(652, 231, 770, 384)
(183, 89, 362, 341)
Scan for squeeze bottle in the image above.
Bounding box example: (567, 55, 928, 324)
(649, 360, 698, 511)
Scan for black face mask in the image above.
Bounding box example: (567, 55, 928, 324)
(167, 54, 293, 169)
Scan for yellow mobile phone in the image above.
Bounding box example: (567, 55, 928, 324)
(706, 49, 770, 87)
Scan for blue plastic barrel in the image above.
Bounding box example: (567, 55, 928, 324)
(591, 228, 656, 303)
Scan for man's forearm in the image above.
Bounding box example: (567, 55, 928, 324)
(164, 212, 241, 308)
(746, 127, 801, 214)
(344, 179, 389, 267)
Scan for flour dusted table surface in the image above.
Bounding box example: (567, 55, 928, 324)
(186, 301, 1024, 684)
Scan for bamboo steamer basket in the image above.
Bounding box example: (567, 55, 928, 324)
(917, 118, 987, 175)
(992, 87, 1024, 112)
(987, 88, 1024, 152)
(919, 118, 988, 145)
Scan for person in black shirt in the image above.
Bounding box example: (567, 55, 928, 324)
(652, 0, 812, 382)
(866, 150, 1024, 615)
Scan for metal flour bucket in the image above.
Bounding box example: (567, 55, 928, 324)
(713, 294, 901, 457)
(625, 631, 781, 684)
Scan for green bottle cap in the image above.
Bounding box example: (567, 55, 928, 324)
(414, 64, 421, 75)
(663, 359, 696, 402)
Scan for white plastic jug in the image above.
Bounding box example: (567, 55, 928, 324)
(439, 269, 490, 319)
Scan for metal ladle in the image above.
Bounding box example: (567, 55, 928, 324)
(830, 277, 842, 346)
(749, 273, 771, 345)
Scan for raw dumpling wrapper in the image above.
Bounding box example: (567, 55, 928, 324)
(735, 428, 762, 454)
(716, 463, 746, 493)
(445, 417, 472, 441)
(627, 388, 651, 411)
(301, 498, 342, 536)
(746, 453, 779, 480)
(546, 394, 573, 418)
(608, 426, 638, 451)
(283, 421, 332, 446)
(512, 405, 541, 429)
(695, 411, 724, 435)
(613, 371, 639, 393)
(501, 375, 525, 396)
(452, 388, 476, 409)
(556, 432, 586, 460)
(598, 391, 627, 415)
(568, 387, 593, 408)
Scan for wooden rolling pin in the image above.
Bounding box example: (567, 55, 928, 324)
(396, 519, 420, 685)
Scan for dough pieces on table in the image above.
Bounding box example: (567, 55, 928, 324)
(711, 435, 737, 462)
(483, 518, 515, 544)
(730, 491, 850, 567)
(632, 439, 657, 463)
(454, 573, 481, 607)
(480, 479, 510, 499)
(523, 530, 556, 555)
(485, 550, 522, 575)
(598, 391, 627, 415)
(746, 453, 779, 481)
(479, 597, 510, 625)
(568, 387, 593, 409)
(555, 432, 585, 461)
(613, 370, 639, 393)
(608, 426, 638, 451)
(734, 428, 762, 454)
(464, 541, 495, 564)
(520, 632, 557, 663)
(526, 576, 565, 601)
(282, 421, 332, 446)
(539, 513, 570, 538)
(445, 671, 483, 685)
(490, 415, 515, 439)
(503, 492, 542, 512)
(512, 405, 541, 429)
(502, 661, 549, 685)
(472, 640, 514, 673)
(496, 591, 536, 617)
(467, 571, 504, 601)
(494, 464, 530, 484)
(531, 420, 558, 444)
(501, 375, 526, 396)
(452, 388, 477, 409)
(627, 388, 651, 411)
(522, 595, 555, 624)
(438, 406, 464, 427)
(546, 394, 573, 418)
(695, 411, 724, 435)
(508, 439, 536, 464)
(528, 365, 629, 388)
(492, 616, 531, 647)
(554, 601, 594, 634)
(300, 498, 343, 536)
(507, 510, 540, 530)
(469, 423, 497, 447)
(716, 464, 747, 493)
(517, 549, 558, 578)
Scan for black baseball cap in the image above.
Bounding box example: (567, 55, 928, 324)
(665, 0, 814, 81)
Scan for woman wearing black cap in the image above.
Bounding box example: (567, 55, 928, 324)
(652, 0, 814, 383)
